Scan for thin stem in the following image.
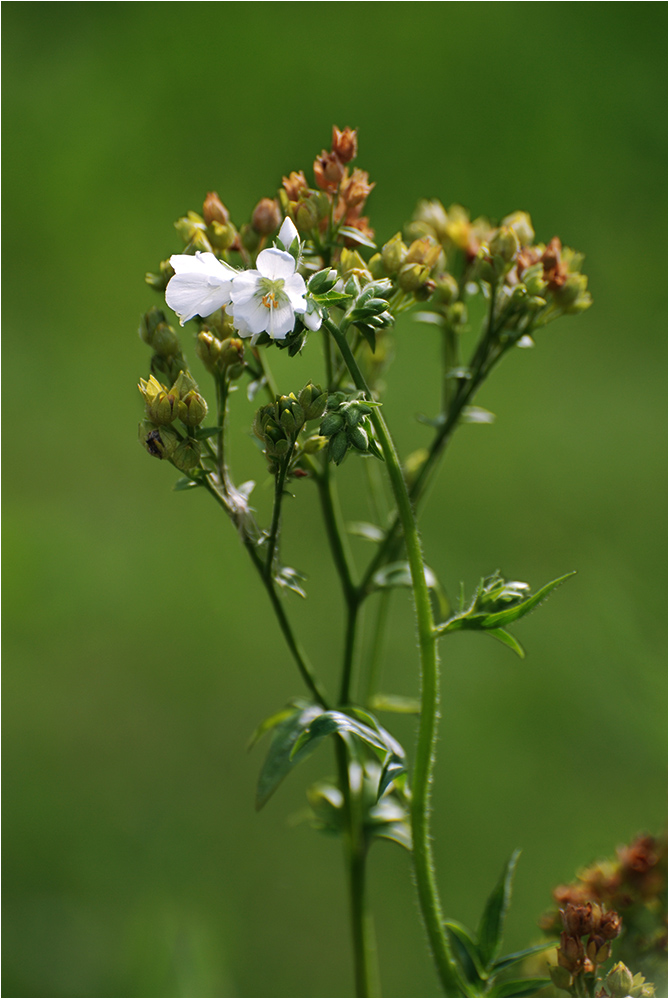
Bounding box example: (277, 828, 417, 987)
(363, 589, 391, 707)
(202, 477, 329, 709)
(326, 316, 464, 996)
(264, 446, 294, 581)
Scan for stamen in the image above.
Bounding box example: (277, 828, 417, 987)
(262, 292, 278, 310)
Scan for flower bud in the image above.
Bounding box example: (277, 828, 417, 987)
(298, 382, 327, 421)
(148, 389, 180, 425)
(348, 425, 368, 451)
(557, 931, 585, 974)
(405, 237, 442, 269)
(252, 197, 281, 235)
(277, 393, 305, 437)
(170, 370, 199, 400)
(151, 322, 181, 357)
(368, 253, 385, 280)
(604, 963, 634, 998)
(320, 412, 345, 437)
(308, 268, 338, 295)
(339, 248, 370, 281)
(501, 210, 534, 247)
(207, 221, 237, 252)
(599, 909, 622, 940)
(296, 198, 320, 232)
(340, 168, 374, 208)
(195, 330, 223, 373)
(282, 170, 308, 202)
(219, 337, 245, 370)
(203, 191, 230, 226)
(172, 438, 201, 472)
(331, 125, 358, 163)
(398, 262, 431, 292)
(139, 307, 168, 347)
(381, 233, 408, 274)
(302, 435, 327, 454)
(174, 212, 208, 245)
(240, 223, 260, 253)
(490, 226, 520, 264)
(433, 273, 459, 305)
(178, 390, 208, 427)
(145, 259, 175, 292)
(328, 430, 349, 465)
(138, 421, 179, 460)
(313, 150, 345, 191)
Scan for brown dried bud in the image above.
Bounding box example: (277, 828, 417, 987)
(331, 125, 358, 163)
(541, 236, 568, 289)
(203, 191, 230, 226)
(313, 150, 345, 192)
(599, 909, 622, 940)
(557, 931, 585, 975)
(282, 170, 308, 201)
(340, 168, 375, 208)
(251, 197, 281, 235)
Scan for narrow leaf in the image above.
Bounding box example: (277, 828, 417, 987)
(368, 693, 420, 715)
(377, 755, 406, 799)
(290, 710, 391, 761)
(338, 225, 377, 248)
(193, 425, 223, 440)
(173, 476, 200, 491)
(486, 628, 526, 659)
(477, 850, 521, 970)
(461, 406, 496, 424)
(347, 521, 385, 543)
(373, 821, 412, 851)
(248, 702, 307, 751)
(492, 940, 557, 974)
(255, 704, 324, 810)
(488, 977, 551, 997)
(445, 920, 486, 987)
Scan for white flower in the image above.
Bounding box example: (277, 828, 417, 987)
(229, 247, 309, 341)
(165, 251, 237, 325)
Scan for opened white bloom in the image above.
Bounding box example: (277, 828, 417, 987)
(229, 248, 311, 341)
(166, 251, 237, 325)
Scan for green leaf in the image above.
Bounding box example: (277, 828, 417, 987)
(274, 564, 307, 599)
(312, 289, 351, 304)
(488, 977, 551, 997)
(255, 704, 324, 810)
(347, 708, 406, 761)
(338, 225, 377, 249)
(445, 920, 486, 987)
(477, 850, 521, 971)
(247, 701, 307, 751)
(347, 521, 385, 543)
(377, 754, 406, 799)
(372, 561, 449, 621)
(192, 425, 223, 440)
(291, 710, 390, 761)
(368, 693, 420, 715)
(486, 627, 526, 659)
(476, 572, 575, 629)
(372, 820, 412, 851)
(492, 940, 557, 974)
(173, 476, 200, 491)
(461, 406, 495, 424)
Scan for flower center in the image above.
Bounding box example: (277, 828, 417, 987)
(259, 277, 285, 310)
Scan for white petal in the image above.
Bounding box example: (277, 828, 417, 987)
(267, 302, 295, 339)
(256, 247, 296, 281)
(278, 216, 299, 250)
(230, 270, 261, 306)
(283, 273, 307, 312)
(165, 252, 236, 324)
(303, 307, 323, 331)
(234, 297, 271, 336)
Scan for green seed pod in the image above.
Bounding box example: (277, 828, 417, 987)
(298, 382, 327, 421)
(147, 390, 180, 425)
(178, 390, 208, 427)
(172, 438, 201, 472)
(139, 421, 179, 461)
(348, 425, 369, 451)
(344, 405, 362, 428)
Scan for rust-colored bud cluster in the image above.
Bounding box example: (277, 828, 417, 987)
(557, 902, 622, 984)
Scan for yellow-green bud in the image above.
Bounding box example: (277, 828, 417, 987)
(381, 232, 408, 274)
(174, 211, 207, 244)
(522, 263, 547, 296)
(555, 272, 589, 309)
(145, 259, 175, 292)
(172, 438, 201, 472)
(138, 421, 179, 461)
(368, 253, 385, 280)
(277, 393, 305, 437)
(150, 321, 181, 357)
(207, 220, 237, 252)
(139, 308, 167, 347)
(148, 390, 180, 425)
(405, 237, 441, 269)
(296, 198, 320, 232)
(501, 210, 534, 247)
(298, 382, 327, 421)
(170, 370, 199, 400)
(302, 435, 327, 454)
(604, 962, 634, 998)
(397, 262, 430, 292)
(413, 199, 449, 242)
(339, 248, 370, 280)
(195, 330, 223, 373)
(433, 273, 459, 305)
(178, 390, 208, 427)
(490, 226, 520, 264)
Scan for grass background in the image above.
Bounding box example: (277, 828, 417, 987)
(2, 3, 666, 996)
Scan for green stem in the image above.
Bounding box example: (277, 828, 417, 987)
(325, 316, 464, 996)
(364, 590, 391, 707)
(264, 446, 293, 581)
(202, 477, 329, 709)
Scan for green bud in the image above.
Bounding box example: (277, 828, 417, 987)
(195, 330, 223, 373)
(150, 322, 181, 357)
(174, 211, 207, 244)
(239, 223, 260, 253)
(501, 210, 534, 247)
(328, 430, 349, 465)
(521, 262, 547, 296)
(178, 390, 208, 427)
(296, 198, 320, 232)
(145, 259, 175, 292)
(343, 405, 362, 428)
(172, 437, 201, 472)
(548, 964, 572, 991)
(139, 421, 179, 461)
(253, 404, 274, 441)
(207, 220, 237, 252)
(381, 232, 408, 274)
(170, 369, 199, 400)
(308, 268, 338, 295)
(397, 262, 430, 291)
(320, 412, 345, 437)
(348, 425, 369, 451)
(367, 253, 385, 280)
(605, 962, 634, 998)
(490, 226, 520, 264)
(433, 273, 459, 305)
(277, 394, 305, 437)
(139, 307, 168, 347)
(147, 390, 180, 425)
(298, 382, 327, 421)
(302, 435, 327, 454)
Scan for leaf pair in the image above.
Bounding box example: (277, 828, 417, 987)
(446, 852, 554, 997)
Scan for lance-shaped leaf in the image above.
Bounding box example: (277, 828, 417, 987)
(488, 977, 551, 997)
(477, 850, 521, 971)
(337, 225, 377, 249)
(492, 940, 557, 974)
(377, 754, 406, 799)
(291, 710, 396, 761)
(255, 703, 324, 810)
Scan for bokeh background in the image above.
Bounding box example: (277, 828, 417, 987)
(3, 3, 666, 997)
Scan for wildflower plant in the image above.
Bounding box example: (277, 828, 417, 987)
(134, 125, 650, 998)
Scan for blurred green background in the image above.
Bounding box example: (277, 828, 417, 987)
(3, 3, 666, 997)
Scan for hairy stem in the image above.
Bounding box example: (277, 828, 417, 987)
(326, 316, 464, 996)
